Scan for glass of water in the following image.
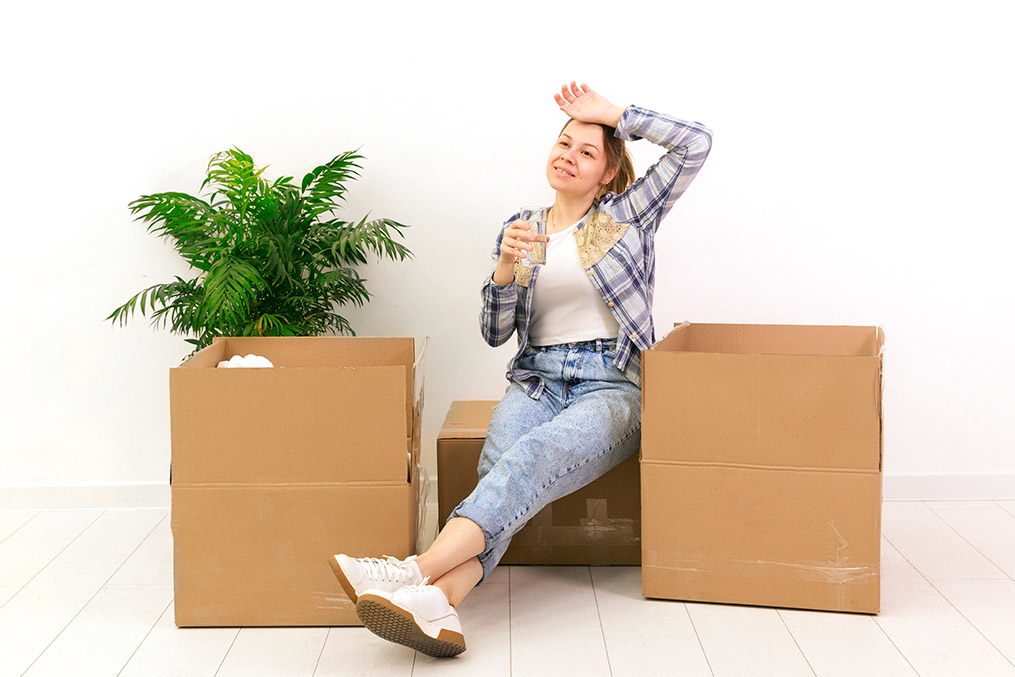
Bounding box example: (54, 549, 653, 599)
(518, 206, 547, 266)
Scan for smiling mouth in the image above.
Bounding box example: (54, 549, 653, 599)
(554, 166, 575, 178)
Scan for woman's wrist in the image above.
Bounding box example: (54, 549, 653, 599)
(604, 104, 626, 128)
(492, 257, 516, 286)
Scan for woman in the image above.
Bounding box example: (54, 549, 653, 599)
(330, 81, 712, 658)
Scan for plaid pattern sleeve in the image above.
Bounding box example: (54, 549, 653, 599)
(605, 105, 712, 233)
(480, 221, 519, 347)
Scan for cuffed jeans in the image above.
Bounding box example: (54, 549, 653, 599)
(448, 338, 642, 584)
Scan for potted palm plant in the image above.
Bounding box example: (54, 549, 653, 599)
(107, 147, 411, 360)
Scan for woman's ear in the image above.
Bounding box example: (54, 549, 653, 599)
(602, 165, 619, 187)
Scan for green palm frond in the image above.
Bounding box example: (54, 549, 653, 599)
(202, 257, 266, 325)
(110, 147, 412, 360)
(301, 150, 363, 218)
(318, 215, 413, 267)
(127, 193, 221, 271)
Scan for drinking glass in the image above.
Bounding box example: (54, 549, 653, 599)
(518, 205, 547, 266)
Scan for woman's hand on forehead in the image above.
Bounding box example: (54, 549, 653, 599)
(554, 81, 624, 128)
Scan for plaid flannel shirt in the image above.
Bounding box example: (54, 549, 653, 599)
(480, 105, 712, 399)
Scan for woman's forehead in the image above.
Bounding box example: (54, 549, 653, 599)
(559, 121, 604, 146)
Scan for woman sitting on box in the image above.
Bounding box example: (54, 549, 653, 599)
(331, 81, 712, 657)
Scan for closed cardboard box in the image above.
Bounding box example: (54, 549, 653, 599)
(641, 322, 884, 613)
(169, 336, 424, 627)
(437, 400, 640, 565)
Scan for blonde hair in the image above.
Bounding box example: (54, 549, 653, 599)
(560, 119, 635, 199)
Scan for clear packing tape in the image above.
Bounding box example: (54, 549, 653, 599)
(516, 499, 640, 547)
(643, 552, 879, 585)
(643, 551, 880, 610)
(415, 463, 432, 555)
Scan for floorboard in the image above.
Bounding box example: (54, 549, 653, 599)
(591, 566, 712, 677)
(0, 509, 163, 676)
(686, 601, 815, 677)
(0, 501, 1011, 676)
(875, 537, 1015, 676)
(215, 627, 329, 677)
(117, 602, 239, 677)
(509, 567, 611, 677)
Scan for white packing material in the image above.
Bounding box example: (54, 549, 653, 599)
(216, 353, 275, 368)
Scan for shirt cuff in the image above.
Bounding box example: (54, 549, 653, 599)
(614, 105, 641, 142)
(483, 273, 517, 296)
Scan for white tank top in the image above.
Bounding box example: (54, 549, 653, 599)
(528, 218, 620, 346)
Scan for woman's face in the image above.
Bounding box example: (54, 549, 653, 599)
(545, 120, 617, 199)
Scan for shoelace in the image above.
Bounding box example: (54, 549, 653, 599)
(399, 576, 432, 593)
(359, 555, 418, 584)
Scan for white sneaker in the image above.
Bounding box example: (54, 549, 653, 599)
(357, 582, 466, 658)
(328, 554, 423, 603)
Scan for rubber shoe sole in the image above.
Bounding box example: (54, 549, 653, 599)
(357, 593, 466, 658)
(328, 556, 360, 603)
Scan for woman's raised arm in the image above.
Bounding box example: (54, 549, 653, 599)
(604, 105, 712, 232)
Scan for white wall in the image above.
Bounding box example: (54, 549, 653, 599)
(2, 0, 1013, 502)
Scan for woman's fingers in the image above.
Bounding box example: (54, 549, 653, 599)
(501, 221, 550, 261)
(505, 239, 529, 258)
(512, 224, 549, 243)
(508, 233, 534, 249)
(557, 81, 595, 110)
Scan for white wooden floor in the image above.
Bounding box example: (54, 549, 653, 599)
(1, 501, 1014, 676)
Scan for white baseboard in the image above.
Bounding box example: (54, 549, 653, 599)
(1, 474, 1012, 510)
(0, 481, 171, 510)
(883, 472, 1015, 501)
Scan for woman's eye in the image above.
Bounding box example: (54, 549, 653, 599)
(583, 150, 592, 157)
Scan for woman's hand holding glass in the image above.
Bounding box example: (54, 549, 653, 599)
(491, 220, 549, 285)
(499, 220, 548, 264)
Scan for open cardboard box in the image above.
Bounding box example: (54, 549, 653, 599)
(169, 336, 425, 627)
(437, 400, 640, 565)
(640, 322, 884, 613)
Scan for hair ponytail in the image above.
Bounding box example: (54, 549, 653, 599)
(598, 125, 634, 198)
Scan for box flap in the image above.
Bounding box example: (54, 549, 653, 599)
(438, 401, 498, 439)
(183, 340, 227, 368)
(652, 321, 691, 351)
(190, 336, 415, 368)
(171, 339, 413, 483)
(409, 338, 428, 474)
(658, 323, 881, 357)
(413, 337, 428, 411)
(643, 324, 882, 471)
(183, 335, 417, 442)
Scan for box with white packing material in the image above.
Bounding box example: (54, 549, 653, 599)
(169, 336, 424, 626)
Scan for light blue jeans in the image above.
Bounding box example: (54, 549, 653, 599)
(448, 338, 642, 584)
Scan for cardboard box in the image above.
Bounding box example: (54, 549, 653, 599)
(169, 336, 424, 627)
(641, 322, 884, 614)
(437, 400, 640, 565)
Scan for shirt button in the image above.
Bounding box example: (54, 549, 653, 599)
(608, 302, 615, 307)
(630, 332, 638, 340)
(587, 270, 594, 276)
